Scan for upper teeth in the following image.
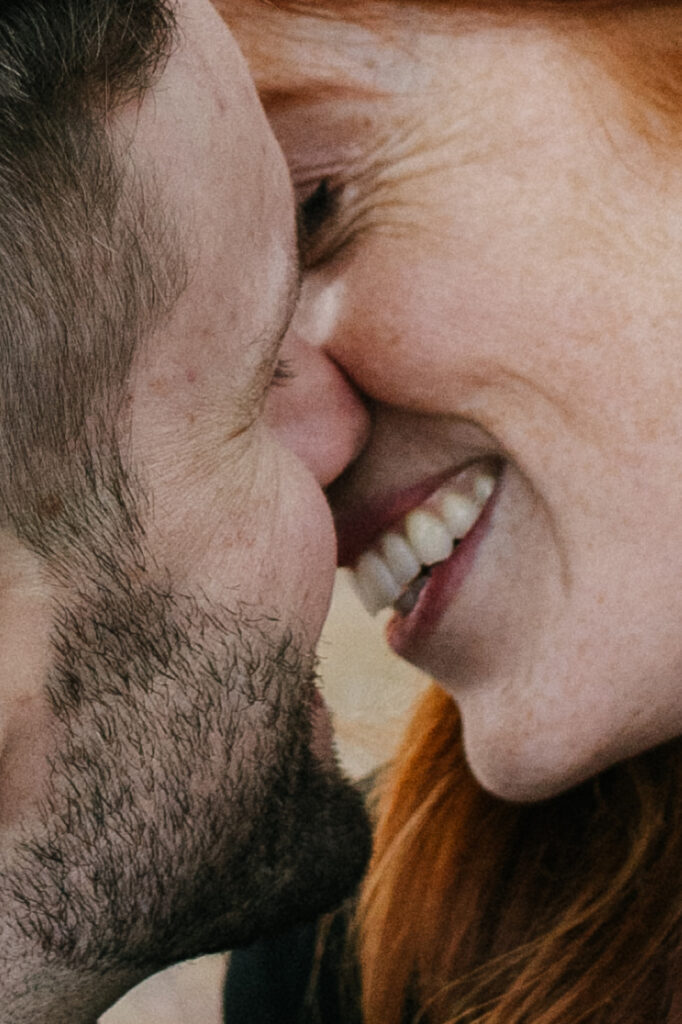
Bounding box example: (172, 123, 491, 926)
(348, 465, 496, 616)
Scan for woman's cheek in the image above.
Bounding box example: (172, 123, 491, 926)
(306, 248, 473, 413)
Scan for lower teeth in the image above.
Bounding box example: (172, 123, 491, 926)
(394, 569, 431, 616)
(392, 536, 463, 617)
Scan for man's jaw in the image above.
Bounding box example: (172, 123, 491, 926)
(0, 518, 371, 1021)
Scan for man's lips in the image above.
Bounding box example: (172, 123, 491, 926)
(334, 461, 492, 569)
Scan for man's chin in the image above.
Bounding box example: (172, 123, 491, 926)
(16, 531, 371, 979)
(135, 763, 372, 968)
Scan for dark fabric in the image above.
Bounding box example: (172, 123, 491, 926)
(223, 923, 318, 1024)
(223, 903, 364, 1024)
(224, 774, 381, 1024)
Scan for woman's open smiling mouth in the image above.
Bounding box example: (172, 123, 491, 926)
(335, 458, 504, 655)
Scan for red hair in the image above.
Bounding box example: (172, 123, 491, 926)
(358, 685, 682, 1023)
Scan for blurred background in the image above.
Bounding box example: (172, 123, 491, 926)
(102, 570, 429, 1024)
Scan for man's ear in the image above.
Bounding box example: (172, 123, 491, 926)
(0, 530, 55, 829)
(0, 530, 54, 698)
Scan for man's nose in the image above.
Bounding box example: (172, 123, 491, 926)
(265, 333, 370, 487)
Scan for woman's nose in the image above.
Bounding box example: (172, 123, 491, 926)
(265, 332, 370, 487)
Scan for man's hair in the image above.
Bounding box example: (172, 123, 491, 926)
(0, 0, 185, 557)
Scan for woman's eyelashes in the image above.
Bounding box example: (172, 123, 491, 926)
(295, 161, 401, 269)
(294, 161, 387, 268)
(296, 178, 339, 263)
(292, 176, 366, 272)
(298, 179, 338, 235)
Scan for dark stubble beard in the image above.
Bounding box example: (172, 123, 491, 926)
(1, 447, 371, 979)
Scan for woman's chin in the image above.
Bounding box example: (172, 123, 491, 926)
(460, 734, 592, 804)
(456, 707, 631, 805)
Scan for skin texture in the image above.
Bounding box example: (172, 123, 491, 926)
(218, 0, 682, 801)
(0, 1, 371, 1020)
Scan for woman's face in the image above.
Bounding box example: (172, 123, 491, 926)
(219, 0, 682, 800)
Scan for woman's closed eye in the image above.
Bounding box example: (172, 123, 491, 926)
(294, 162, 418, 270)
(298, 179, 339, 237)
(296, 177, 346, 267)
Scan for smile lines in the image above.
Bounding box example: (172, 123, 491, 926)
(348, 463, 498, 616)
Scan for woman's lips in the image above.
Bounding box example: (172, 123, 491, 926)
(334, 458, 504, 656)
(334, 459, 499, 569)
(387, 475, 502, 657)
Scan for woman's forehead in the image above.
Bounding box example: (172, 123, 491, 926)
(220, 0, 682, 154)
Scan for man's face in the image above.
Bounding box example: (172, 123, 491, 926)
(0, 0, 369, 1010)
(124, 0, 344, 643)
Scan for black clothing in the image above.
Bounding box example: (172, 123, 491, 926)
(224, 773, 379, 1023)
(223, 922, 317, 1024)
(223, 901, 361, 1024)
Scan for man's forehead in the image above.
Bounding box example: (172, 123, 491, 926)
(118, 2, 248, 141)
(116, 8, 266, 251)
(115, 0, 300, 408)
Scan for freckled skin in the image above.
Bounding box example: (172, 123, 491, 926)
(220, 0, 682, 800)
